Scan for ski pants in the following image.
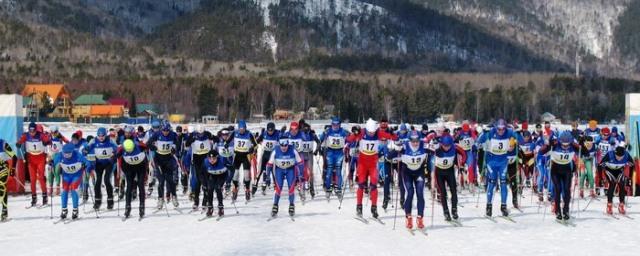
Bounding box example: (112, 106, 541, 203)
(537, 156, 554, 197)
(486, 161, 508, 205)
(324, 150, 344, 190)
(579, 158, 595, 189)
(230, 152, 251, 189)
(27, 154, 47, 195)
(191, 154, 207, 206)
(273, 168, 296, 205)
(507, 160, 519, 204)
(123, 162, 146, 209)
(154, 157, 177, 198)
(550, 167, 572, 215)
(403, 164, 426, 217)
(61, 171, 82, 209)
(356, 154, 378, 206)
(604, 168, 628, 204)
(94, 161, 114, 202)
(205, 172, 226, 208)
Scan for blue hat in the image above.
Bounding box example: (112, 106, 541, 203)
(162, 123, 171, 132)
(267, 122, 275, 130)
(28, 122, 37, 129)
(151, 120, 160, 129)
(440, 135, 454, 147)
(612, 126, 618, 134)
(62, 143, 75, 155)
(409, 131, 420, 141)
(97, 127, 107, 137)
(331, 117, 341, 125)
(559, 131, 573, 144)
(496, 119, 506, 129)
(400, 124, 408, 131)
(238, 120, 247, 130)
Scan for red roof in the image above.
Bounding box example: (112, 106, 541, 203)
(107, 98, 129, 108)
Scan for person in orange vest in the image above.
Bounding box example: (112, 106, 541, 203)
(17, 122, 51, 207)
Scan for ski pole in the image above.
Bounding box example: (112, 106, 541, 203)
(431, 168, 436, 227)
(88, 178, 99, 218)
(338, 158, 347, 210)
(392, 165, 400, 230)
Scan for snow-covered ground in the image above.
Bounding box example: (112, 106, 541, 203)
(2, 162, 638, 256)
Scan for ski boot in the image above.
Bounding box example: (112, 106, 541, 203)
(356, 204, 363, 217)
(231, 187, 238, 201)
(538, 193, 543, 202)
(405, 215, 413, 229)
(579, 189, 584, 199)
(500, 204, 509, 217)
(416, 216, 425, 229)
(182, 186, 188, 195)
(172, 197, 179, 208)
(261, 184, 267, 196)
(336, 190, 343, 201)
(310, 186, 316, 199)
(251, 184, 258, 196)
(512, 198, 519, 209)
(382, 197, 390, 211)
(618, 202, 626, 215)
(452, 208, 459, 220)
(93, 199, 102, 210)
(444, 210, 452, 221)
(485, 204, 492, 217)
(55, 186, 61, 196)
(139, 206, 145, 218)
(42, 193, 48, 206)
(555, 210, 562, 220)
(107, 198, 114, 210)
(60, 208, 68, 219)
(271, 204, 278, 217)
(562, 212, 570, 221)
(1, 208, 7, 222)
(147, 185, 154, 197)
(596, 188, 601, 196)
(245, 189, 251, 202)
(125, 206, 131, 218)
(288, 204, 295, 217)
(371, 205, 379, 219)
(157, 198, 164, 210)
(589, 189, 596, 198)
(192, 203, 199, 211)
(206, 206, 214, 217)
(30, 194, 37, 207)
(82, 193, 88, 204)
(72, 208, 78, 219)
(218, 206, 224, 217)
(606, 203, 613, 215)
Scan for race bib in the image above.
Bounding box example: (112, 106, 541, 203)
(598, 143, 611, 153)
(434, 156, 455, 169)
(60, 162, 82, 174)
(401, 153, 427, 171)
(234, 138, 251, 153)
(123, 152, 146, 165)
(290, 139, 302, 152)
(262, 139, 277, 151)
(50, 141, 63, 153)
(359, 140, 379, 155)
(218, 145, 234, 158)
(489, 139, 510, 155)
(327, 136, 345, 149)
(551, 151, 575, 165)
(275, 158, 295, 169)
(458, 137, 474, 151)
(301, 141, 314, 153)
(95, 147, 114, 160)
(519, 145, 532, 155)
(26, 141, 45, 155)
(85, 154, 96, 161)
(427, 142, 439, 151)
(156, 140, 174, 155)
(207, 165, 227, 175)
(192, 140, 211, 155)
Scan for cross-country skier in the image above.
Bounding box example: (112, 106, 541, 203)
(46, 125, 67, 196)
(599, 144, 634, 215)
(17, 121, 51, 207)
(0, 138, 16, 221)
(266, 137, 304, 217)
(187, 125, 214, 210)
(454, 122, 478, 189)
(476, 119, 523, 217)
(253, 122, 280, 195)
(84, 127, 118, 210)
(518, 131, 536, 188)
(55, 144, 89, 220)
(538, 131, 579, 220)
(230, 120, 258, 202)
(203, 150, 230, 217)
(400, 131, 429, 228)
(596, 127, 616, 196)
(346, 126, 361, 189)
(117, 139, 148, 219)
(429, 134, 466, 222)
(319, 117, 349, 200)
(299, 120, 321, 198)
(346, 118, 397, 219)
(578, 136, 597, 198)
(147, 123, 180, 210)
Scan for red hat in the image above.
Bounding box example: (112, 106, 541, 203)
(462, 123, 470, 132)
(601, 127, 610, 136)
(522, 121, 529, 131)
(75, 130, 83, 138)
(290, 122, 299, 130)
